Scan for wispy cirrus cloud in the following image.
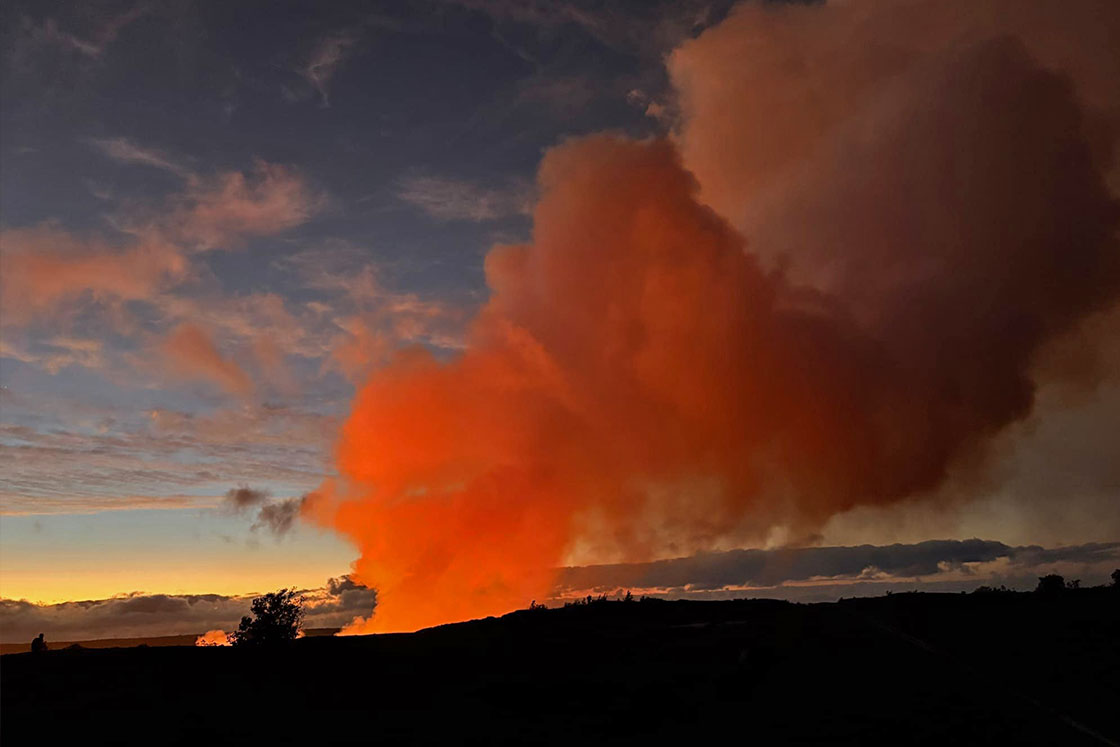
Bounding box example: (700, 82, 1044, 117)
(515, 75, 597, 116)
(12, 4, 149, 61)
(396, 174, 533, 222)
(296, 30, 361, 107)
(88, 136, 192, 178)
(274, 244, 471, 380)
(0, 393, 337, 517)
(84, 149, 320, 252)
(447, 0, 724, 60)
(0, 493, 217, 517)
(0, 335, 107, 375)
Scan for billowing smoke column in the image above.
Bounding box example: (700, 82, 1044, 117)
(307, 0, 1120, 633)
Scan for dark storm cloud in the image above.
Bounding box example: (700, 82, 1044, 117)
(554, 540, 1120, 595)
(0, 576, 376, 643)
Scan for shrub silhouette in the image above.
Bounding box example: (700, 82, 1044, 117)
(972, 584, 1012, 594)
(230, 589, 304, 647)
(1111, 569, 1120, 589)
(562, 593, 615, 608)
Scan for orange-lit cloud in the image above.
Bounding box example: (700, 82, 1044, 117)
(0, 225, 187, 325)
(0, 159, 330, 410)
(0, 160, 317, 333)
(310, 1, 1120, 633)
(161, 323, 253, 397)
(173, 161, 319, 250)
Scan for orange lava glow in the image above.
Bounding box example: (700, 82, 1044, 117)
(194, 629, 231, 646)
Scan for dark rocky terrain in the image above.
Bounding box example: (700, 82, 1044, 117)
(3, 590, 1117, 745)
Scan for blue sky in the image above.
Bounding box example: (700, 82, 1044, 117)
(0, 0, 737, 602)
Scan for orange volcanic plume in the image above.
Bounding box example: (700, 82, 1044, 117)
(307, 1, 1120, 633)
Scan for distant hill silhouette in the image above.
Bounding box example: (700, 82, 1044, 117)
(0, 627, 341, 656)
(2, 589, 1116, 745)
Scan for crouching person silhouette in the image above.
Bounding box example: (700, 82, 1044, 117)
(31, 633, 47, 654)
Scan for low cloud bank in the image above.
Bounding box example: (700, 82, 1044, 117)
(553, 540, 1120, 601)
(4, 540, 1114, 642)
(0, 576, 375, 643)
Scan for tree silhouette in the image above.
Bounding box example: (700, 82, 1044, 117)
(1111, 569, 1120, 589)
(230, 589, 304, 647)
(1035, 574, 1066, 595)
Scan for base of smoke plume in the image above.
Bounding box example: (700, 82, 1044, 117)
(335, 540, 1118, 633)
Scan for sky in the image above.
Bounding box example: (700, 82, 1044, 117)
(1, 0, 1119, 639)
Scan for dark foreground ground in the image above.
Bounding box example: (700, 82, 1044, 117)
(3, 590, 1117, 745)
